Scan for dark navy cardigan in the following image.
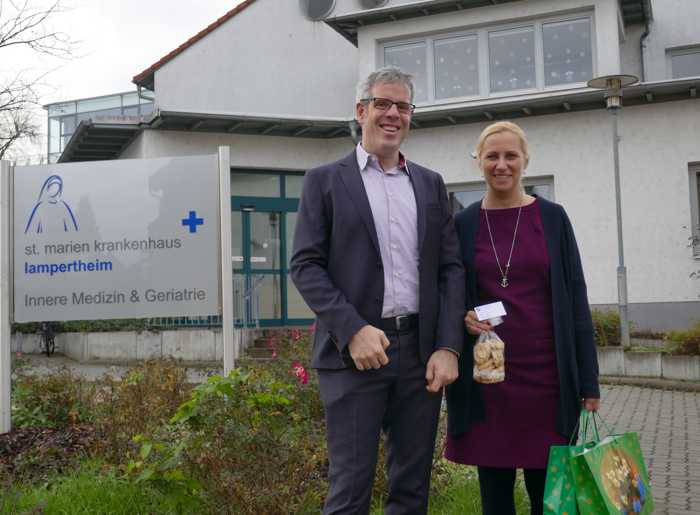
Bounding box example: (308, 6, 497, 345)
(446, 196, 600, 440)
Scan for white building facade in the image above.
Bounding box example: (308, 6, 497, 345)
(54, 0, 700, 330)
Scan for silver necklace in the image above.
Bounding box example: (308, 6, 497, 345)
(483, 198, 523, 288)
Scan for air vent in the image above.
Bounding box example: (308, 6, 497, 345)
(359, 0, 389, 8)
(299, 0, 336, 20)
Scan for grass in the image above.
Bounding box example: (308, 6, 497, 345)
(371, 462, 531, 515)
(0, 460, 206, 515)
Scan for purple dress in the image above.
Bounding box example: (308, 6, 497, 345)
(445, 198, 567, 469)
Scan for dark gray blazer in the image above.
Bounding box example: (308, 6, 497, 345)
(290, 150, 465, 369)
(446, 197, 600, 439)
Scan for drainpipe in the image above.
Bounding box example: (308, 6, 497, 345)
(349, 119, 360, 145)
(639, 3, 652, 81)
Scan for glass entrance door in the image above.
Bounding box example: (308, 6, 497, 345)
(231, 205, 313, 327)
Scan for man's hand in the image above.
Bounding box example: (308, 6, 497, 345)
(583, 398, 601, 412)
(425, 349, 459, 393)
(348, 325, 391, 371)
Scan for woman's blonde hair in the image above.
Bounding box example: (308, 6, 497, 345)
(475, 121, 530, 166)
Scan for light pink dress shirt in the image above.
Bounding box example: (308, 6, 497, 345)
(356, 144, 419, 318)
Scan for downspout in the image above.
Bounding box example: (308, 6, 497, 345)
(349, 119, 360, 144)
(639, 2, 652, 82)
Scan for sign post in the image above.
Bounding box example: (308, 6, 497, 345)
(218, 147, 235, 374)
(1, 161, 12, 434)
(2, 151, 234, 434)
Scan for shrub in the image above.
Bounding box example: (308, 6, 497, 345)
(12, 318, 152, 335)
(591, 309, 621, 346)
(11, 368, 94, 428)
(93, 360, 193, 462)
(664, 321, 700, 356)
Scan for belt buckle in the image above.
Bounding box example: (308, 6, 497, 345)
(395, 314, 410, 331)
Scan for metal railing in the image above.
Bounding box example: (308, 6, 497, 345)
(148, 274, 264, 330)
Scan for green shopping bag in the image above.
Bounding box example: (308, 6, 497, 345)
(544, 410, 597, 515)
(570, 412, 654, 515)
(544, 446, 579, 515)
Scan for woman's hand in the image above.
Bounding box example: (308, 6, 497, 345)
(464, 311, 493, 336)
(583, 398, 600, 412)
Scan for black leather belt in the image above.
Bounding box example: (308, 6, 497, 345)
(377, 314, 418, 334)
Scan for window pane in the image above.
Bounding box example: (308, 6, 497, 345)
(123, 106, 139, 116)
(48, 102, 76, 116)
(249, 212, 281, 270)
(60, 115, 76, 135)
(77, 95, 121, 113)
(49, 119, 60, 154)
(435, 35, 479, 99)
(231, 211, 243, 269)
(525, 183, 553, 200)
(140, 102, 154, 115)
(285, 175, 304, 198)
(489, 26, 536, 93)
(122, 92, 139, 106)
(287, 275, 314, 319)
(384, 42, 428, 102)
(230, 173, 280, 197)
(450, 189, 485, 212)
(671, 51, 700, 79)
(543, 18, 593, 86)
(256, 275, 282, 319)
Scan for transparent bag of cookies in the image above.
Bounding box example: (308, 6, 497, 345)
(473, 330, 505, 384)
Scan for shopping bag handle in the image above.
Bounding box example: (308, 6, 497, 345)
(590, 409, 614, 437)
(570, 409, 600, 445)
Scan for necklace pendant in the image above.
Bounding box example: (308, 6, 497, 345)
(501, 277, 509, 288)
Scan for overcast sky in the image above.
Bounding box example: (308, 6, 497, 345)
(3, 0, 245, 159)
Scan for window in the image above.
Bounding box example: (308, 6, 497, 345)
(434, 35, 479, 99)
(384, 41, 428, 102)
(382, 14, 594, 104)
(690, 165, 700, 256)
(542, 18, 593, 86)
(448, 177, 554, 214)
(669, 47, 700, 79)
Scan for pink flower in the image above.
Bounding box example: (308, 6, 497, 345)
(309, 322, 316, 333)
(292, 329, 302, 342)
(291, 361, 309, 385)
(271, 350, 277, 360)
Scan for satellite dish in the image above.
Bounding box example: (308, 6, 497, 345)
(299, 0, 336, 20)
(359, 0, 390, 7)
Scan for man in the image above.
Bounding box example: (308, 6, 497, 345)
(290, 67, 465, 515)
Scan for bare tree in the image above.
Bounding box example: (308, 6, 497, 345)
(0, 0, 74, 160)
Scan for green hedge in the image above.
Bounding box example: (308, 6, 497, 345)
(591, 309, 621, 347)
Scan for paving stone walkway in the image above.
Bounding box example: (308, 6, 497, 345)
(599, 385, 700, 514)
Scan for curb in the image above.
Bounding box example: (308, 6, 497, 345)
(600, 375, 700, 392)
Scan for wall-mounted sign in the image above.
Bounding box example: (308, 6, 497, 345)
(13, 155, 220, 321)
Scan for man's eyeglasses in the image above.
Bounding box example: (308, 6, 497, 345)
(361, 97, 415, 114)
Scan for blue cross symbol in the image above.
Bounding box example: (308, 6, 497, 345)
(182, 210, 204, 233)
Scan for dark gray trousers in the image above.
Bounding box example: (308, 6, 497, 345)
(318, 329, 442, 515)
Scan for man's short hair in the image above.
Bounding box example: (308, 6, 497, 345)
(356, 66, 415, 103)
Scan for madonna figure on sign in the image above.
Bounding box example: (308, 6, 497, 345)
(445, 121, 600, 515)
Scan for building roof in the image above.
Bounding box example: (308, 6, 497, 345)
(58, 77, 700, 163)
(325, 0, 653, 45)
(132, 0, 258, 90)
(58, 118, 142, 162)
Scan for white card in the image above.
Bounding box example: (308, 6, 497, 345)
(474, 301, 507, 321)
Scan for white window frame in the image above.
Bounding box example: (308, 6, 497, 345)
(690, 163, 700, 257)
(666, 45, 700, 80)
(380, 12, 596, 107)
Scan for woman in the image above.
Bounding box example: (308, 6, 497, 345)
(445, 121, 600, 515)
